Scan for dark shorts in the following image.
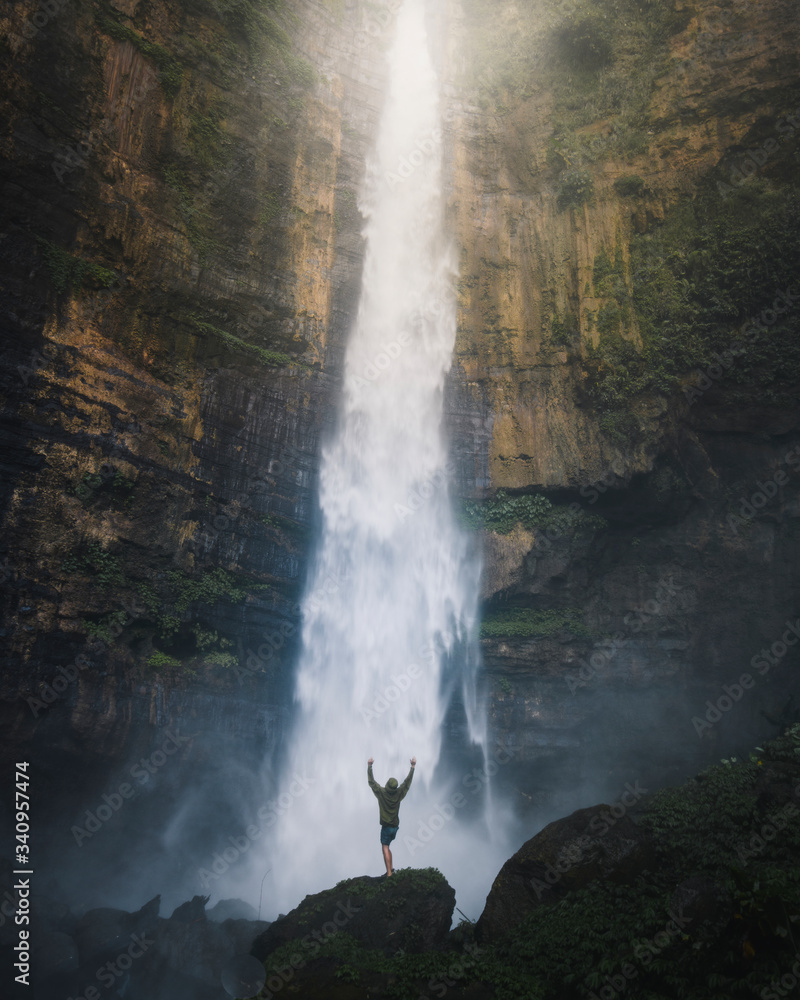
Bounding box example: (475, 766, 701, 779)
(380, 824, 399, 846)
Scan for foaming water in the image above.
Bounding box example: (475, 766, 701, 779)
(232, 0, 511, 920)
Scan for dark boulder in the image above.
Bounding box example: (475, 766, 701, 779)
(170, 894, 210, 923)
(208, 898, 260, 922)
(252, 868, 456, 962)
(476, 804, 654, 941)
(73, 894, 161, 965)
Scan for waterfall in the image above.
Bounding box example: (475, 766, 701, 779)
(245, 0, 502, 919)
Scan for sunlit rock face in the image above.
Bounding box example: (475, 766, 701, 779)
(439, 0, 800, 820)
(0, 0, 799, 911)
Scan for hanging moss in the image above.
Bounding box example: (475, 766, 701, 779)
(191, 317, 298, 367)
(81, 609, 129, 644)
(614, 174, 646, 197)
(187, 103, 231, 171)
(556, 168, 593, 210)
(62, 543, 126, 588)
(37, 239, 117, 296)
(460, 491, 606, 535)
(596, 302, 623, 337)
(584, 178, 800, 416)
(147, 650, 182, 670)
(553, 15, 613, 73)
(592, 243, 626, 298)
(96, 6, 183, 97)
(480, 607, 590, 639)
(550, 310, 579, 346)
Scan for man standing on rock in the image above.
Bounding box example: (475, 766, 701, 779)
(367, 756, 416, 877)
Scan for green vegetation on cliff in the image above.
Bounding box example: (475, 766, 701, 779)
(585, 179, 800, 419)
(96, 2, 184, 96)
(480, 607, 589, 639)
(63, 543, 126, 588)
(460, 491, 606, 535)
(38, 239, 117, 296)
(462, 0, 690, 169)
(63, 534, 265, 670)
(190, 0, 316, 85)
(191, 318, 298, 367)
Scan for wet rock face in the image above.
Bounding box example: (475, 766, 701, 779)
(0, 0, 392, 802)
(437, 0, 800, 818)
(478, 427, 800, 822)
(443, 0, 800, 490)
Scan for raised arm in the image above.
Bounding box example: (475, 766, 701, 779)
(367, 758, 381, 796)
(397, 756, 416, 798)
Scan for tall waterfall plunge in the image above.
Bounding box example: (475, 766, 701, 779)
(242, 0, 509, 919)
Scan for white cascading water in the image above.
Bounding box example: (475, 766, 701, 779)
(239, 0, 508, 919)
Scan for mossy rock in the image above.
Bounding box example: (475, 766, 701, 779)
(476, 804, 655, 943)
(251, 869, 455, 962)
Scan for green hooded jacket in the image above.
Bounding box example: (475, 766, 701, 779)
(367, 762, 414, 827)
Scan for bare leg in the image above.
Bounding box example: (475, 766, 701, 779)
(381, 844, 393, 876)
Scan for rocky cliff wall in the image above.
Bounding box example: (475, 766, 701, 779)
(0, 0, 799, 882)
(440, 0, 800, 816)
(0, 0, 394, 878)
